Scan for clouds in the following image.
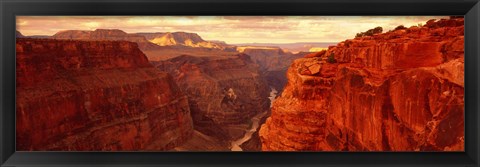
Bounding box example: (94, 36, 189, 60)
(16, 16, 447, 43)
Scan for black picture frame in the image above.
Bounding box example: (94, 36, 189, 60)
(1, 0, 479, 166)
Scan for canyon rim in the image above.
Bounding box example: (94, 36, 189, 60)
(16, 16, 464, 151)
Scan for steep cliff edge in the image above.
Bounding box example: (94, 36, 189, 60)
(154, 54, 270, 145)
(260, 18, 464, 151)
(16, 38, 193, 151)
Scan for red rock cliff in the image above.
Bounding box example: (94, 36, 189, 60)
(16, 38, 193, 151)
(259, 18, 464, 151)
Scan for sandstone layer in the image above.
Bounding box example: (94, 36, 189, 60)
(52, 29, 160, 50)
(137, 32, 235, 50)
(16, 38, 193, 151)
(154, 54, 270, 141)
(260, 18, 465, 151)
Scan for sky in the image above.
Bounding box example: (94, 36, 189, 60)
(17, 16, 448, 43)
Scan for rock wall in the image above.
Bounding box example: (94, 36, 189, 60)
(16, 38, 193, 151)
(154, 54, 270, 141)
(259, 18, 464, 151)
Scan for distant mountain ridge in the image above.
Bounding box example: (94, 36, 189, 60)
(51, 29, 161, 50)
(16, 30, 24, 38)
(234, 42, 337, 53)
(19, 29, 318, 68)
(137, 32, 234, 50)
(20, 29, 333, 53)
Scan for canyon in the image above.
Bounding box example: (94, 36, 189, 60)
(16, 38, 193, 151)
(259, 18, 465, 151)
(17, 29, 301, 151)
(238, 46, 309, 93)
(139, 33, 303, 150)
(15, 17, 464, 152)
(153, 53, 271, 150)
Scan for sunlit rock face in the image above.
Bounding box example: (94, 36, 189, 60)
(154, 53, 270, 141)
(51, 29, 161, 50)
(16, 38, 193, 151)
(308, 47, 328, 52)
(137, 32, 235, 50)
(260, 18, 464, 151)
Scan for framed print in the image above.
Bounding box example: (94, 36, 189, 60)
(1, 0, 479, 166)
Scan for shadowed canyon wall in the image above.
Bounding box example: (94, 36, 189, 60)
(16, 38, 193, 151)
(260, 18, 465, 151)
(237, 46, 308, 93)
(154, 54, 270, 147)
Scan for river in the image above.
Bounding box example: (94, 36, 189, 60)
(230, 87, 278, 151)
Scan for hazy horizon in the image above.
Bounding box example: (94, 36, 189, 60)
(17, 16, 447, 43)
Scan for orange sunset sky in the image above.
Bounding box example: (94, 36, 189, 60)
(17, 16, 447, 43)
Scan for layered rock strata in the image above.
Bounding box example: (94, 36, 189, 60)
(16, 38, 193, 151)
(154, 54, 270, 141)
(137, 32, 235, 50)
(260, 18, 465, 151)
(52, 29, 160, 50)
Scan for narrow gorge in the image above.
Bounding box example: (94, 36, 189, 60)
(154, 53, 271, 150)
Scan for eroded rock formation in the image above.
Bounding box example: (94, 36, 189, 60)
(154, 54, 270, 143)
(52, 29, 160, 50)
(260, 18, 465, 151)
(137, 32, 235, 50)
(16, 38, 193, 151)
